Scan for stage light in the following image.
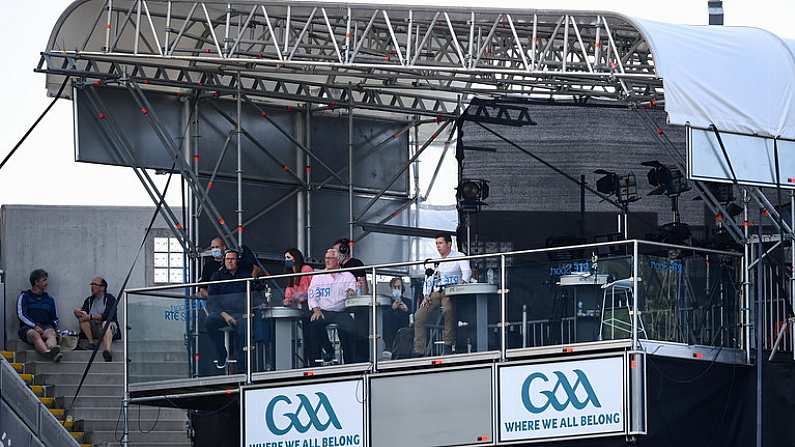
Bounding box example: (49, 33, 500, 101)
(457, 179, 489, 213)
(642, 160, 691, 197)
(594, 170, 640, 205)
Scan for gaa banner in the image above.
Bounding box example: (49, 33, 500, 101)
(244, 379, 365, 447)
(499, 357, 625, 442)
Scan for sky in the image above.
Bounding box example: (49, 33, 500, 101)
(1, 0, 794, 208)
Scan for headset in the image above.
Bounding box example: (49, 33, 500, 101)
(335, 238, 352, 257)
(223, 248, 241, 261)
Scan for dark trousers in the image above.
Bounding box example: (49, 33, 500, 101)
(205, 312, 248, 369)
(307, 310, 356, 364)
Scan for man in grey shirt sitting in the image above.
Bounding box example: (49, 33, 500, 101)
(73, 277, 119, 361)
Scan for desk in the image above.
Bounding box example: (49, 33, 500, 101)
(345, 295, 393, 357)
(444, 283, 499, 352)
(258, 306, 302, 370)
(556, 273, 608, 343)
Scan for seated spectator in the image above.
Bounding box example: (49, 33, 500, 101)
(307, 248, 358, 364)
(205, 249, 251, 369)
(383, 277, 411, 350)
(17, 269, 62, 362)
(283, 248, 313, 308)
(283, 248, 331, 366)
(199, 237, 262, 299)
(73, 277, 119, 361)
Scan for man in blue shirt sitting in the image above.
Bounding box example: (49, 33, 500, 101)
(17, 269, 63, 362)
(205, 249, 251, 369)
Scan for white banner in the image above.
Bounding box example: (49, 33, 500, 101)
(499, 357, 625, 442)
(244, 380, 365, 447)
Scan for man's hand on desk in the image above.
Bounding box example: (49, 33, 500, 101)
(311, 308, 324, 321)
(221, 311, 237, 326)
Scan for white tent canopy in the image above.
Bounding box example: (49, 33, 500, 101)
(634, 18, 795, 140)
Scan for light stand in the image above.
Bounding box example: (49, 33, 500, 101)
(595, 170, 640, 238)
(457, 179, 489, 254)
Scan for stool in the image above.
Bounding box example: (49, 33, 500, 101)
(318, 323, 342, 366)
(214, 325, 238, 374)
(599, 277, 647, 341)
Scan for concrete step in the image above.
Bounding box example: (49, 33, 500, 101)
(31, 361, 124, 374)
(10, 362, 24, 372)
(54, 384, 124, 398)
(30, 384, 53, 397)
(21, 349, 117, 363)
(19, 373, 34, 384)
(2, 350, 14, 361)
(63, 395, 122, 409)
(70, 431, 87, 442)
(38, 396, 56, 408)
(69, 407, 186, 421)
(50, 408, 65, 420)
(15, 348, 189, 364)
(128, 352, 190, 363)
(90, 430, 189, 444)
(36, 372, 175, 385)
(82, 418, 187, 432)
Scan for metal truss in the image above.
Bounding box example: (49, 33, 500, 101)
(41, 1, 663, 116)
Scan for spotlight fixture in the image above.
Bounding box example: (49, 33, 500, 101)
(594, 170, 640, 205)
(456, 179, 490, 213)
(642, 161, 691, 197)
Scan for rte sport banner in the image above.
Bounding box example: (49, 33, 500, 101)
(499, 356, 626, 442)
(244, 379, 365, 447)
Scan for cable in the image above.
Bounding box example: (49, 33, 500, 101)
(71, 162, 177, 409)
(0, 76, 70, 173)
(137, 403, 162, 434)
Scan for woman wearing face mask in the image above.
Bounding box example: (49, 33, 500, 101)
(283, 248, 313, 308)
(383, 277, 411, 351)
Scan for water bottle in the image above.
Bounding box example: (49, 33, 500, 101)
(486, 268, 495, 285)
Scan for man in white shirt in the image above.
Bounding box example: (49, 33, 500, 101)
(414, 233, 472, 356)
(307, 248, 359, 364)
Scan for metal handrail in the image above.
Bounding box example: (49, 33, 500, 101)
(126, 239, 742, 294)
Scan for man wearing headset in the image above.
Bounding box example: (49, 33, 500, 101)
(307, 248, 359, 364)
(332, 238, 371, 362)
(198, 237, 261, 299)
(333, 238, 367, 294)
(205, 249, 251, 369)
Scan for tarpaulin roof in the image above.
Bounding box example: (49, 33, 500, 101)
(42, 1, 795, 138)
(635, 19, 795, 140)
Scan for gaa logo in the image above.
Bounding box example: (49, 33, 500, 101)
(265, 392, 342, 435)
(521, 369, 601, 414)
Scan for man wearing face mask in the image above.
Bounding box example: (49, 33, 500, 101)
(383, 277, 411, 350)
(198, 237, 226, 299)
(199, 237, 262, 299)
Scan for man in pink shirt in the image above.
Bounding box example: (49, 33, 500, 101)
(307, 248, 358, 364)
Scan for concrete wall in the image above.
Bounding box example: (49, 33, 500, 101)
(0, 205, 176, 340)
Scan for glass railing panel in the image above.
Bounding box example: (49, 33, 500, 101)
(126, 290, 204, 383)
(249, 268, 369, 373)
(380, 253, 503, 360)
(504, 242, 634, 350)
(637, 242, 742, 349)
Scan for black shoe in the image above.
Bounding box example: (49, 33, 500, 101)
(322, 350, 335, 363)
(102, 350, 113, 362)
(440, 345, 454, 356)
(50, 346, 63, 363)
